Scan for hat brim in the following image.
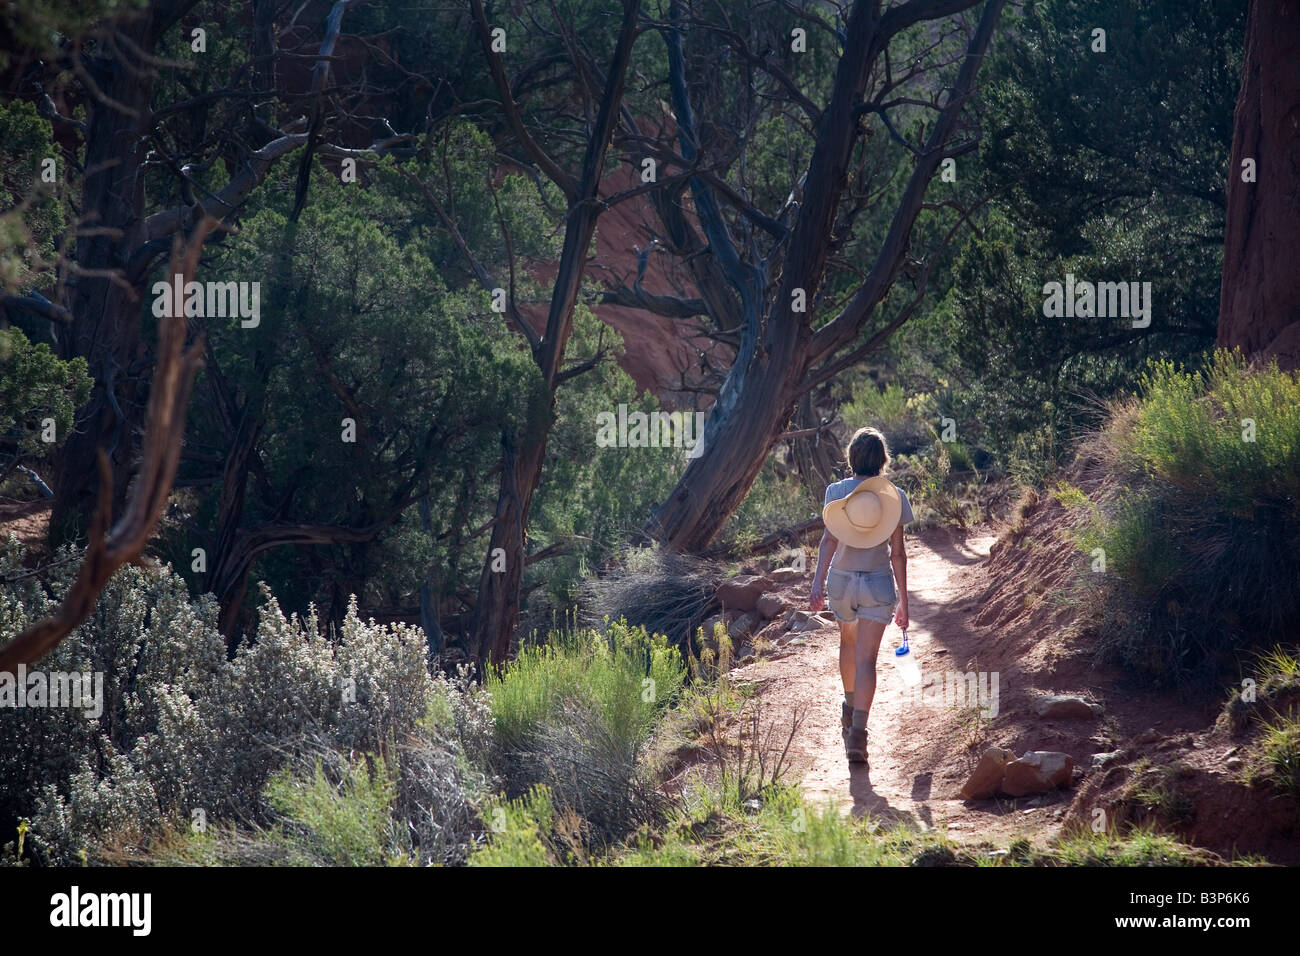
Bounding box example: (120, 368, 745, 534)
(822, 476, 902, 549)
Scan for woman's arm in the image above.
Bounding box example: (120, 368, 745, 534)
(809, 528, 838, 611)
(889, 522, 908, 628)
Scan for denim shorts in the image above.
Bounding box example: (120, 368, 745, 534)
(826, 568, 897, 625)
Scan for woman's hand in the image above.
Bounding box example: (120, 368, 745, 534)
(809, 582, 825, 612)
(894, 600, 909, 630)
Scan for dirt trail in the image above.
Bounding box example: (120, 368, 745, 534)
(731, 529, 1066, 847)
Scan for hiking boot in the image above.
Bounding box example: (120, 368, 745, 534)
(845, 726, 868, 764)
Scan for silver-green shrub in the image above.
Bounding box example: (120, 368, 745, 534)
(0, 538, 492, 865)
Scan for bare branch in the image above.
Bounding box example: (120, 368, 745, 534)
(144, 127, 307, 239)
(0, 293, 71, 325)
(0, 220, 213, 675)
(469, 0, 579, 200)
(291, 0, 378, 222)
(598, 285, 709, 318)
(809, 0, 1005, 365)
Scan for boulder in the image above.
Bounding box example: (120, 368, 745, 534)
(727, 612, 759, 640)
(768, 566, 804, 584)
(1000, 751, 1074, 797)
(1091, 751, 1124, 769)
(698, 615, 724, 641)
(753, 621, 787, 646)
(1032, 695, 1103, 719)
(960, 747, 1015, 800)
(716, 575, 773, 612)
(756, 593, 786, 620)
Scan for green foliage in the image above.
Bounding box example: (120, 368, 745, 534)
(912, 0, 1244, 475)
(486, 619, 686, 847)
(1082, 352, 1300, 686)
(264, 754, 400, 866)
(0, 1, 143, 68)
(0, 99, 65, 293)
(1126, 762, 1197, 828)
(488, 619, 685, 755)
(1221, 646, 1300, 735)
(175, 147, 548, 625)
(527, 307, 683, 607)
(1259, 715, 1300, 799)
(469, 786, 556, 867)
(1123, 354, 1300, 499)
(1050, 480, 1090, 511)
(719, 455, 816, 551)
(0, 327, 91, 462)
(987, 0, 1242, 245)
(635, 779, 973, 867)
(1046, 828, 1230, 867)
(1220, 646, 1300, 799)
(838, 381, 938, 456)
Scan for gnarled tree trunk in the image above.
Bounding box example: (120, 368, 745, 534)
(1218, 0, 1300, 369)
(51, 3, 201, 544)
(649, 0, 1006, 552)
(470, 0, 643, 670)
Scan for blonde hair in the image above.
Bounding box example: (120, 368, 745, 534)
(846, 427, 889, 477)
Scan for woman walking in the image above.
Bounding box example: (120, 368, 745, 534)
(809, 427, 912, 767)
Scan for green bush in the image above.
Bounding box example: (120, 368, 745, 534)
(1220, 646, 1300, 799)
(1259, 717, 1300, 799)
(0, 327, 91, 467)
(486, 619, 686, 847)
(1082, 351, 1300, 686)
(719, 454, 818, 551)
(469, 786, 556, 867)
(838, 382, 937, 455)
(489, 619, 686, 753)
(264, 754, 401, 866)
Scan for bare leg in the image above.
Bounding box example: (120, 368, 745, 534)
(837, 618, 857, 696)
(852, 619, 888, 724)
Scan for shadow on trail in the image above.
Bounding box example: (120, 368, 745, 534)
(848, 766, 920, 828)
(919, 532, 990, 569)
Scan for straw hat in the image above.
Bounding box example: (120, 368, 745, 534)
(822, 476, 902, 549)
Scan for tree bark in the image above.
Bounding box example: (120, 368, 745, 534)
(470, 0, 643, 670)
(649, 0, 1005, 552)
(50, 3, 200, 544)
(789, 393, 840, 497)
(1, 224, 208, 674)
(1217, 0, 1300, 370)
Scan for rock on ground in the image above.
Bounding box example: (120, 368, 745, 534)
(1001, 751, 1074, 797)
(756, 593, 786, 619)
(1032, 695, 1103, 719)
(716, 574, 774, 612)
(961, 747, 1015, 800)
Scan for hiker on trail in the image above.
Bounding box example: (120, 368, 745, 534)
(809, 427, 912, 767)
